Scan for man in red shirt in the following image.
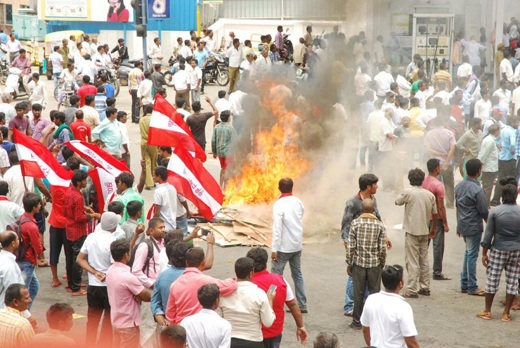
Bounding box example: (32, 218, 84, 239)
(17, 192, 44, 310)
(422, 159, 450, 280)
(70, 109, 92, 142)
(49, 184, 70, 288)
(247, 248, 308, 348)
(63, 170, 100, 295)
(77, 75, 97, 107)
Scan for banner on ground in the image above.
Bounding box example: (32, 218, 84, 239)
(13, 128, 72, 187)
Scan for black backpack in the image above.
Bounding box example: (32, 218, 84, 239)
(6, 217, 34, 262)
(127, 238, 160, 276)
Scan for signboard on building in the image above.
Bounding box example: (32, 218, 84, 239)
(148, 0, 170, 19)
(39, 0, 134, 22)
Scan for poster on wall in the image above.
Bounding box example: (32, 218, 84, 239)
(39, 0, 134, 22)
(148, 0, 170, 19)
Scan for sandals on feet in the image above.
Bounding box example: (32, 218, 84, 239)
(468, 289, 486, 296)
(502, 314, 511, 322)
(476, 311, 491, 320)
(402, 292, 419, 299)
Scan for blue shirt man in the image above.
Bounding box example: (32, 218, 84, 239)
(194, 48, 209, 69)
(103, 82, 115, 98)
(499, 123, 518, 161)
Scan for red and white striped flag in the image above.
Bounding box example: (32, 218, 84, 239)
(148, 94, 207, 162)
(89, 167, 117, 213)
(167, 146, 222, 221)
(65, 140, 130, 177)
(13, 128, 72, 187)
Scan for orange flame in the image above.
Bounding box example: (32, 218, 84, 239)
(224, 82, 311, 205)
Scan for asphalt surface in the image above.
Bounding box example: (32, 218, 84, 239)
(20, 77, 517, 348)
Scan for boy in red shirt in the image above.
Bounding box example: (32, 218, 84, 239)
(70, 109, 92, 142)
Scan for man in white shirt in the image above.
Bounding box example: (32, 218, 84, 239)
(271, 178, 308, 312)
(181, 283, 232, 348)
(239, 54, 256, 79)
(0, 231, 25, 308)
(373, 63, 395, 108)
(0, 94, 16, 124)
(434, 82, 452, 106)
(361, 265, 419, 348)
(76, 212, 119, 346)
(228, 89, 247, 134)
(478, 124, 500, 206)
(28, 73, 47, 109)
(179, 40, 192, 60)
(474, 89, 492, 123)
(91, 46, 107, 70)
(90, 37, 100, 58)
(218, 258, 275, 346)
(214, 90, 230, 123)
(81, 55, 98, 81)
(49, 46, 64, 93)
(396, 67, 411, 98)
(81, 35, 92, 56)
(67, 35, 76, 59)
(202, 30, 216, 53)
(149, 37, 163, 66)
(226, 39, 242, 93)
(355, 64, 372, 97)
(256, 49, 272, 76)
(483, 108, 505, 136)
(0, 181, 23, 230)
(500, 50, 514, 87)
(493, 80, 512, 114)
(379, 108, 397, 191)
(6, 34, 21, 62)
(512, 84, 520, 116)
(367, 109, 384, 171)
(138, 71, 154, 108)
(173, 64, 191, 112)
(189, 59, 203, 103)
(456, 57, 473, 80)
(153, 166, 178, 230)
(414, 81, 428, 110)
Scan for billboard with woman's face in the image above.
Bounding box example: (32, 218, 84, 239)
(39, 0, 134, 22)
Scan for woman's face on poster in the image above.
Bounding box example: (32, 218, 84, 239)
(109, 0, 121, 11)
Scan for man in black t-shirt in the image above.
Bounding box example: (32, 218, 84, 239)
(186, 96, 218, 151)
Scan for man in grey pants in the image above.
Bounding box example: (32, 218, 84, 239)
(346, 199, 387, 330)
(271, 178, 308, 313)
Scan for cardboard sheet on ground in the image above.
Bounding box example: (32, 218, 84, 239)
(232, 222, 272, 246)
(198, 222, 270, 247)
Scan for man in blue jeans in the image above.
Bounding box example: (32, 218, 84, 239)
(455, 159, 489, 296)
(17, 192, 44, 309)
(271, 178, 308, 312)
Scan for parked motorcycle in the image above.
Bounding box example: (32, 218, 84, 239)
(5, 67, 29, 99)
(203, 53, 229, 86)
(0, 59, 8, 85)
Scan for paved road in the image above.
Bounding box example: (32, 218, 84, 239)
(22, 77, 516, 348)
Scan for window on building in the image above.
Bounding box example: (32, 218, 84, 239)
(6, 4, 12, 25)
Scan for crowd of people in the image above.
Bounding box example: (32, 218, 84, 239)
(1, 19, 520, 348)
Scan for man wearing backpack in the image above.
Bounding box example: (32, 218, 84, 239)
(131, 217, 166, 347)
(16, 193, 44, 310)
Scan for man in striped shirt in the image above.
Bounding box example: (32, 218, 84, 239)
(346, 199, 387, 330)
(211, 110, 238, 189)
(0, 284, 35, 346)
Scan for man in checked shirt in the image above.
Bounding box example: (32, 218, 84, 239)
(346, 199, 387, 330)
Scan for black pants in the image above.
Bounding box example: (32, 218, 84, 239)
(263, 334, 282, 348)
(231, 338, 264, 348)
(87, 285, 112, 346)
(64, 235, 86, 292)
(428, 219, 445, 277)
(352, 264, 381, 323)
(200, 68, 206, 92)
(49, 226, 67, 266)
(491, 159, 516, 206)
(130, 89, 140, 122)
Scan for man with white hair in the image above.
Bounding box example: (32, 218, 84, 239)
(0, 94, 16, 124)
(76, 212, 120, 346)
(256, 48, 272, 75)
(313, 332, 340, 348)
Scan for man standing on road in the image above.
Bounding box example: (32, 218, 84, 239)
(346, 199, 387, 330)
(227, 38, 242, 93)
(491, 116, 518, 206)
(77, 75, 98, 107)
(271, 178, 308, 313)
(76, 212, 119, 346)
(395, 168, 438, 298)
(189, 59, 203, 103)
(455, 159, 489, 296)
(193, 42, 209, 95)
(149, 37, 163, 66)
(361, 265, 420, 348)
(341, 174, 390, 316)
(186, 98, 218, 151)
(64, 170, 101, 296)
(92, 107, 121, 159)
(247, 247, 308, 347)
(173, 64, 191, 112)
(478, 124, 500, 207)
(129, 61, 144, 123)
(422, 159, 451, 280)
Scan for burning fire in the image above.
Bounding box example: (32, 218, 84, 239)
(223, 82, 311, 206)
